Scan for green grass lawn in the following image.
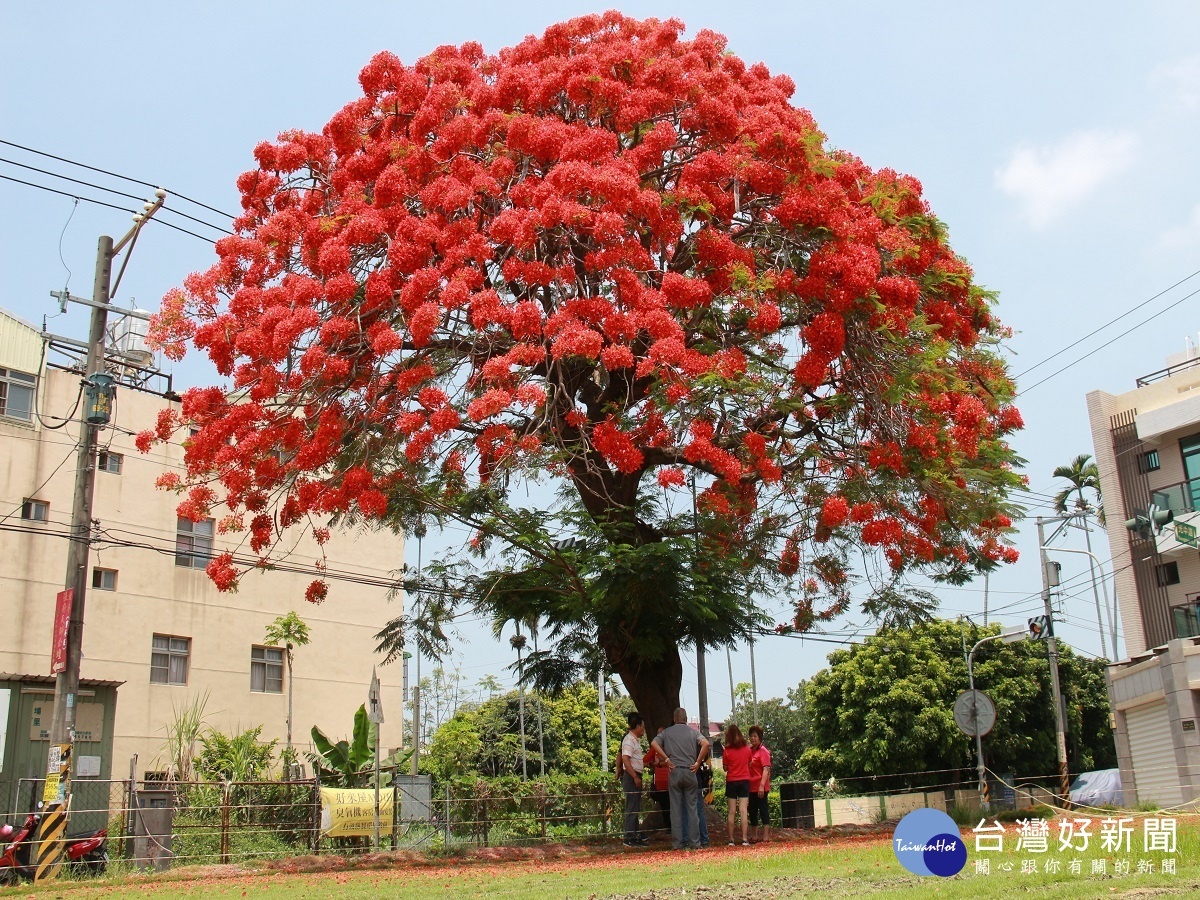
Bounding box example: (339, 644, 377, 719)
(5, 817, 1199, 898)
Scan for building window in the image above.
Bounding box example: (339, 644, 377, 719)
(1157, 561, 1181, 587)
(0, 368, 35, 421)
(150, 635, 190, 684)
(92, 568, 117, 591)
(250, 646, 284, 693)
(98, 451, 123, 474)
(175, 517, 213, 569)
(1138, 450, 1161, 474)
(20, 499, 49, 522)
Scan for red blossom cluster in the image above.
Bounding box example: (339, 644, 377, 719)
(143, 13, 1022, 616)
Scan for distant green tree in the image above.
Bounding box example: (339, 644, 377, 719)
(728, 680, 812, 779)
(798, 619, 1114, 787)
(425, 680, 633, 779)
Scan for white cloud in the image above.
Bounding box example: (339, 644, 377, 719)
(1150, 55, 1200, 109)
(994, 130, 1138, 229)
(1159, 201, 1200, 252)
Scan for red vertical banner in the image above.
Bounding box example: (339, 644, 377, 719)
(51, 589, 71, 674)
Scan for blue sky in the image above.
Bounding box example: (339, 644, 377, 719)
(3, 2, 1200, 719)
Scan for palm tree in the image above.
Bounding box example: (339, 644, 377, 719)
(264, 611, 311, 759)
(1053, 453, 1104, 525)
(1051, 454, 1114, 658)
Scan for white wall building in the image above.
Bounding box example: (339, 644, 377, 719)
(1088, 341, 1200, 807)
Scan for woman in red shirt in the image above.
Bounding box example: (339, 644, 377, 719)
(748, 724, 772, 843)
(722, 724, 753, 846)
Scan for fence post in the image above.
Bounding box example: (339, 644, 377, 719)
(219, 782, 231, 864)
(310, 778, 321, 853)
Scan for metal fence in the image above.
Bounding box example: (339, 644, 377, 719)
(5, 777, 626, 869)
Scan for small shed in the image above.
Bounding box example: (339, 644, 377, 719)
(0, 674, 121, 832)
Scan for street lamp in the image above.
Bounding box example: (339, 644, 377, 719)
(963, 626, 1025, 810)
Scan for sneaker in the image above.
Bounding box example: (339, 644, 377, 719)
(623, 839, 643, 848)
(727, 841, 735, 846)
(741, 841, 751, 846)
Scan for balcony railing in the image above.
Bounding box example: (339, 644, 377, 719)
(1151, 477, 1200, 516)
(1137, 354, 1200, 387)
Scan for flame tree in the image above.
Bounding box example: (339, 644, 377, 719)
(146, 14, 1023, 732)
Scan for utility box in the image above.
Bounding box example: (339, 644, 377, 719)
(779, 781, 815, 829)
(131, 788, 174, 871)
(392, 774, 432, 822)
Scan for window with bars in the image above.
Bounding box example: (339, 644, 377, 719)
(175, 517, 214, 569)
(150, 635, 190, 685)
(250, 646, 284, 693)
(0, 368, 35, 421)
(21, 499, 48, 522)
(92, 568, 117, 591)
(98, 451, 123, 474)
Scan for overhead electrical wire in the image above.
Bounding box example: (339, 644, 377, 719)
(0, 138, 238, 220)
(0, 174, 216, 245)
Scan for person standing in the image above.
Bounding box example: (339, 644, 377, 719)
(748, 724, 773, 843)
(721, 724, 752, 846)
(643, 726, 671, 833)
(651, 707, 711, 850)
(620, 712, 648, 846)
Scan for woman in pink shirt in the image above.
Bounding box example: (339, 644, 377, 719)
(722, 723, 753, 846)
(748, 725, 772, 843)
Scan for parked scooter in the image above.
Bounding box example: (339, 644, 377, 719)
(0, 809, 107, 884)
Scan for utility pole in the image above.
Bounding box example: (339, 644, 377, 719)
(533, 625, 545, 778)
(748, 637, 759, 726)
(598, 667, 608, 772)
(39, 195, 165, 881)
(725, 647, 736, 727)
(511, 627, 528, 779)
(1037, 516, 1072, 806)
(410, 523, 425, 777)
(690, 474, 710, 738)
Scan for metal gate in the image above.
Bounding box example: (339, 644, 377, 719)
(1125, 700, 1184, 808)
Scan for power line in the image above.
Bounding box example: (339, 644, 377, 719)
(0, 173, 216, 245)
(0, 138, 238, 220)
(1019, 285, 1200, 395)
(0, 158, 234, 236)
(1013, 267, 1200, 380)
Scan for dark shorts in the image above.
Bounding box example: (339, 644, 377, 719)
(749, 792, 771, 825)
(726, 780, 750, 799)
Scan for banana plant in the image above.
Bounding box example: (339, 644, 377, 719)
(309, 704, 412, 786)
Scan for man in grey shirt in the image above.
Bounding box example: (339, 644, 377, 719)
(650, 707, 711, 850)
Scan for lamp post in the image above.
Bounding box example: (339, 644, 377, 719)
(1043, 544, 1115, 659)
(410, 522, 425, 777)
(964, 627, 1024, 809)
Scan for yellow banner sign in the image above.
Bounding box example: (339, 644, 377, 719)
(319, 787, 394, 837)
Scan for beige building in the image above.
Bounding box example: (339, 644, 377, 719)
(1088, 342, 1200, 807)
(0, 307, 405, 789)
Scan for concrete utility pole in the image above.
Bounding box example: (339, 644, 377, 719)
(511, 628, 528, 779)
(410, 523, 425, 777)
(1037, 516, 1072, 806)
(690, 474, 710, 737)
(39, 195, 164, 881)
(598, 667, 608, 772)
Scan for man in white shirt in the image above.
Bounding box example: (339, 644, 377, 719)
(620, 712, 647, 846)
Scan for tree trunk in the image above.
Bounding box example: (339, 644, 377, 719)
(600, 628, 683, 738)
(286, 649, 294, 755)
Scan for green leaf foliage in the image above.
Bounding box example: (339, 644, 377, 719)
(798, 619, 1115, 788)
